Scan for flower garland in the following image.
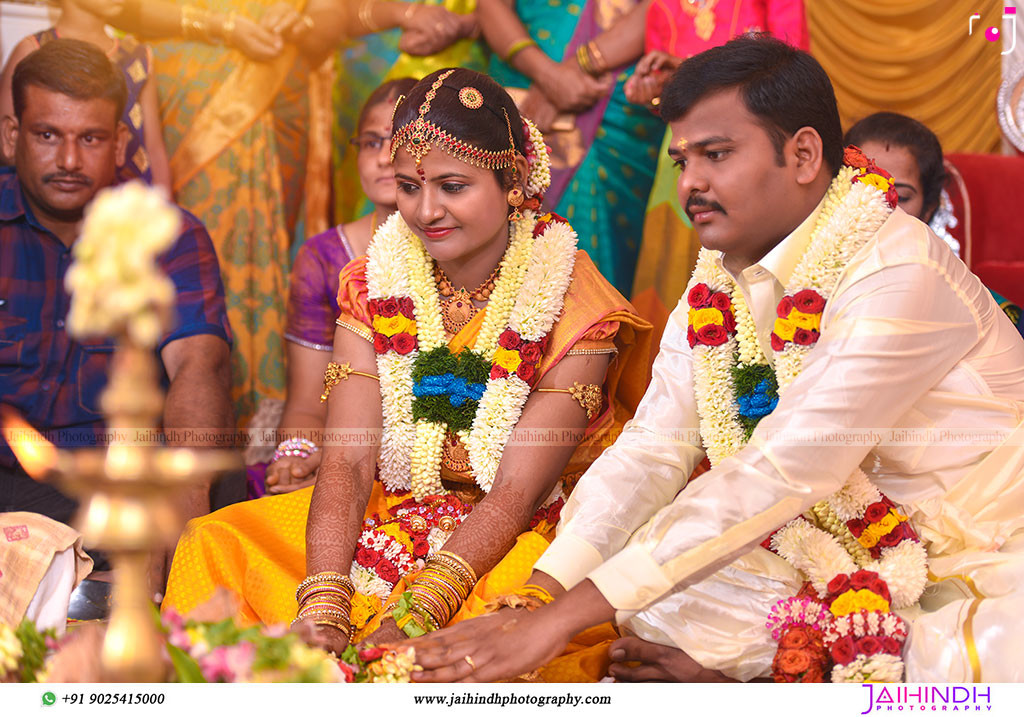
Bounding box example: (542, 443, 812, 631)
(367, 208, 576, 499)
(685, 147, 928, 683)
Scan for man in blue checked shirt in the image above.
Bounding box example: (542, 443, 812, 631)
(0, 40, 238, 606)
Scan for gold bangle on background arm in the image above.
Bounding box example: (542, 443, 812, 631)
(180, 5, 213, 42)
(320, 360, 379, 402)
(586, 40, 608, 74)
(505, 37, 538, 65)
(220, 12, 237, 46)
(359, 0, 380, 32)
(536, 383, 602, 420)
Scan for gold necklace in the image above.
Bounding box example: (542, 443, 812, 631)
(682, 0, 719, 41)
(434, 262, 500, 335)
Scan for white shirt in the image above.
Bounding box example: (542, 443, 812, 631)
(534, 205, 1024, 616)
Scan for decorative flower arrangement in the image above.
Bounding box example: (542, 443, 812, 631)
(367, 209, 578, 499)
(64, 181, 181, 347)
(1, 615, 416, 684)
(685, 147, 927, 683)
(349, 495, 473, 627)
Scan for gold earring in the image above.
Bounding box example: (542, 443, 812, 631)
(507, 166, 524, 222)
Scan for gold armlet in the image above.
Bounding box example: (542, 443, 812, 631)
(536, 382, 602, 420)
(320, 360, 379, 402)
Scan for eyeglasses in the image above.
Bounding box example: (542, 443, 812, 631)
(349, 133, 391, 152)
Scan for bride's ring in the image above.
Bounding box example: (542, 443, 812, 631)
(464, 655, 477, 670)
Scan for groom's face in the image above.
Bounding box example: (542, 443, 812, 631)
(667, 88, 804, 266)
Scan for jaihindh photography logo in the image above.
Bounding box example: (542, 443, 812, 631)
(861, 685, 993, 713)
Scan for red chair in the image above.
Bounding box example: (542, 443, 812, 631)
(944, 153, 1024, 305)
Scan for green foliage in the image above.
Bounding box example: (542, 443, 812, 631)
(411, 346, 491, 432)
(731, 358, 779, 441)
(15, 620, 53, 683)
(166, 643, 206, 683)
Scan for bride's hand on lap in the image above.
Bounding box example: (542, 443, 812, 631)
(410, 607, 570, 683)
(361, 619, 406, 648)
(293, 618, 351, 657)
(265, 452, 321, 494)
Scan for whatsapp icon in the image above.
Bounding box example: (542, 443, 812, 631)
(42, 691, 56, 706)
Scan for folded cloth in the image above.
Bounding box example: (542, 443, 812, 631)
(0, 512, 92, 630)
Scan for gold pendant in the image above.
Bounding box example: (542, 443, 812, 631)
(442, 289, 476, 335)
(695, 7, 715, 41)
(441, 431, 471, 474)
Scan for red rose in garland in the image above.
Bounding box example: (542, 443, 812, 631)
(373, 333, 391, 354)
(412, 539, 430, 558)
(696, 324, 728, 346)
(793, 289, 826, 314)
(857, 636, 884, 657)
(490, 365, 509, 380)
(688, 283, 711, 308)
(498, 329, 522, 350)
(830, 635, 856, 665)
(793, 328, 819, 346)
(398, 297, 415, 317)
(710, 292, 732, 311)
(391, 333, 416, 355)
(380, 298, 400, 317)
(777, 296, 794, 318)
(358, 647, 385, 662)
(377, 558, 400, 583)
(864, 502, 890, 523)
(827, 573, 852, 596)
(520, 341, 543, 363)
(516, 362, 536, 383)
(687, 325, 698, 348)
(779, 628, 810, 649)
(722, 309, 737, 333)
(850, 569, 879, 590)
(770, 332, 785, 352)
(847, 518, 867, 537)
(356, 546, 381, 568)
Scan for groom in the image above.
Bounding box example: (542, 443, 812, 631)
(407, 35, 1024, 683)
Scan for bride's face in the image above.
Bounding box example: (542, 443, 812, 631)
(393, 146, 512, 265)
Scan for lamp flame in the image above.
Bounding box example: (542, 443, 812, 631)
(1, 406, 57, 479)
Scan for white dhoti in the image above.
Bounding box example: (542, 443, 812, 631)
(621, 420, 1024, 682)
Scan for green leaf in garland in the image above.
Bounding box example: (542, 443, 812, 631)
(167, 643, 207, 683)
(411, 346, 492, 432)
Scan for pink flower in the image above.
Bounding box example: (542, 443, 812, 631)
(338, 661, 356, 683)
(198, 642, 255, 683)
(688, 283, 711, 309)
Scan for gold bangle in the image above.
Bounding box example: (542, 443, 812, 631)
(221, 11, 237, 46)
(575, 44, 593, 75)
(535, 383, 603, 420)
(181, 6, 210, 42)
(359, 0, 380, 33)
(320, 360, 379, 402)
(521, 583, 555, 603)
(433, 550, 477, 586)
(505, 37, 538, 64)
(587, 40, 607, 74)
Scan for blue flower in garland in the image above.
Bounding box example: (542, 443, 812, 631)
(413, 374, 486, 407)
(737, 379, 779, 420)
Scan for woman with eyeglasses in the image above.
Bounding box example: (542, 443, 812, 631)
(250, 78, 418, 498)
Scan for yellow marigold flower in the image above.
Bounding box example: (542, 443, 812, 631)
(774, 317, 797, 341)
(830, 589, 890, 617)
(789, 310, 821, 331)
(691, 307, 724, 331)
(373, 315, 415, 337)
(875, 512, 901, 533)
(858, 530, 879, 548)
(492, 346, 522, 372)
(856, 173, 894, 193)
